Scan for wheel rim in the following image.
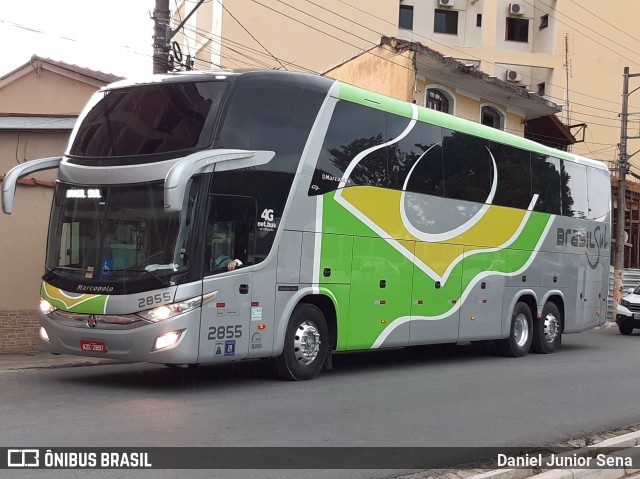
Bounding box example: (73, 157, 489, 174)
(543, 312, 559, 344)
(514, 313, 529, 347)
(293, 320, 321, 365)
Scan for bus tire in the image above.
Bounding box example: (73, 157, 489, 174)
(499, 302, 532, 357)
(275, 303, 329, 381)
(531, 302, 562, 354)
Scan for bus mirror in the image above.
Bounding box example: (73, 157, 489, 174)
(1, 156, 63, 214)
(164, 149, 274, 212)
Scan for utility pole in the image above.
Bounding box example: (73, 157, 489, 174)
(152, 0, 206, 74)
(152, 0, 171, 74)
(613, 67, 640, 311)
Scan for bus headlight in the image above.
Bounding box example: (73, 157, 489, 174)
(153, 330, 184, 351)
(40, 298, 57, 315)
(137, 296, 202, 322)
(39, 327, 50, 342)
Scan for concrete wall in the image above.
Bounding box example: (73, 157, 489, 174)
(325, 45, 415, 102)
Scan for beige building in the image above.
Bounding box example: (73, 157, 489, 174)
(0, 56, 120, 352)
(325, 36, 571, 148)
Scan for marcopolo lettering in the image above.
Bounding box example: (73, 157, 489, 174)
(76, 285, 114, 293)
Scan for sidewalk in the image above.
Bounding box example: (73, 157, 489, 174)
(0, 351, 128, 370)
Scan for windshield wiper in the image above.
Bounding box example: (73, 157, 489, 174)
(43, 266, 85, 280)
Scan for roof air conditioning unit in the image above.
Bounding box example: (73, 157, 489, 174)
(509, 3, 524, 15)
(506, 70, 522, 82)
(439, 0, 455, 7)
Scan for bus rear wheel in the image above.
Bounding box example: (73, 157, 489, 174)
(531, 302, 562, 354)
(499, 302, 532, 357)
(275, 303, 329, 381)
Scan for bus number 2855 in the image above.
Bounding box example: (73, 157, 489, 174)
(208, 325, 242, 340)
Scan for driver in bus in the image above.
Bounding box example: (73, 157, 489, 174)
(209, 225, 243, 271)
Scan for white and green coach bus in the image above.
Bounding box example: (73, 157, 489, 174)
(1, 71, 610, 380)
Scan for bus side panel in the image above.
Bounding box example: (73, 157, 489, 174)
(302, 231, 353, 350)
(409, 241, 463, 345)
(347, 237, 413, 350)
(458, 270, 505, 342)
(301, 232, 353, 285)
(276, 230, 302, 284)
(248, 264, 278, 358)
(540, 250, 570, 289)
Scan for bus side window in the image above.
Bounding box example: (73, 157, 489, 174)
(204, 195, 257, 275)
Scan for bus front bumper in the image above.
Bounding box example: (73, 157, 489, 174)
(38, 308, 201, 365)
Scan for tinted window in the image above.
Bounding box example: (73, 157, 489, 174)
(531, 154, 561, 215)
(219, 81, 325, 174)
(442, 130, 492, 203)
(310, 101, 388, 195)
(586, 166, 610, 220)
(210, 170, 288, 266)
(561, 160, 588, 219)
(388, 118, 443, 195)
(490, 142, 532, 209)
(70, 82, 227, 157)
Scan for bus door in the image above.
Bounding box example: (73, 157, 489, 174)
(198, 195, 257, 362)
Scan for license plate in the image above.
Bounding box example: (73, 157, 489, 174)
(80, 339, 108, 353)
(634, 313, 640, 320)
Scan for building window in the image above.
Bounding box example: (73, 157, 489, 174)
(434, 9, 458, 35)
(426, 89, 450, 113)
(539, 14, 549, 29)
(537, 82, 546, 96)
(476, 14, 482, 27)
(481, 106, 503, 130)
(399, 5, 414, 30)
(506, 17, 529, 42)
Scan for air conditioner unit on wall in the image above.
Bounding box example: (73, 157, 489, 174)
(509, 3, 524, 15)
(439, 0, 455, 7)
(505, 70, 522, 82)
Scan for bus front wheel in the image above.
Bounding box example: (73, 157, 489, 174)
(275, 303, 329, 381)
(499, 302, 532, 357)
(531, 302, 562, 354)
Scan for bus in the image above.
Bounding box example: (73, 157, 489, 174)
(1, 70, 611, 380)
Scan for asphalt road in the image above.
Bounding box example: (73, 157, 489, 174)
(2, 326, 640, 479)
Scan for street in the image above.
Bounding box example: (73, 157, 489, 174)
(2, 326, 639, 479)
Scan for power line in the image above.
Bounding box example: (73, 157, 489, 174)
(520, 0, 640, 68)
(565, 0, 640, 48)
(214, 0, 288, 70)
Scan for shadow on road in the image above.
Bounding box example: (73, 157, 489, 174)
(53, 338, 593, 392)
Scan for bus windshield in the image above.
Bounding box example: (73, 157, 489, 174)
(68, 81, 227, 158)
(45, 180, 200, 283)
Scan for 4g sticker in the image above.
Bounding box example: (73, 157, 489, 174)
(257, 208, 276, 231)
(208, 325, 242, 341)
